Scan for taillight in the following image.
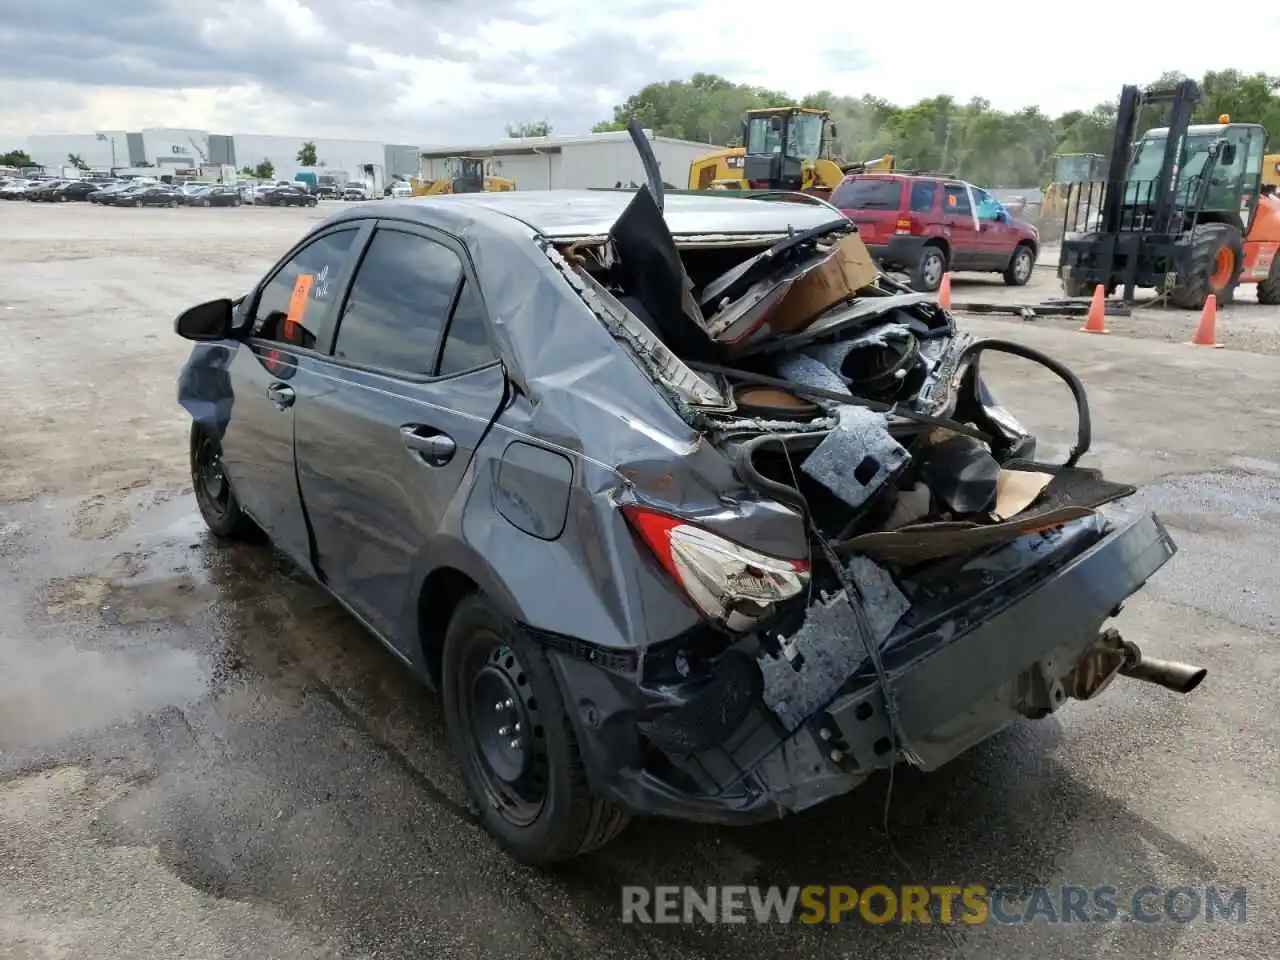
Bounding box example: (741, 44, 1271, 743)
(894, 217, 913, 235)
(622, 505, 809, 631)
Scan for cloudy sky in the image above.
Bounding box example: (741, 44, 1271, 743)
(2, 0, 1279, 143)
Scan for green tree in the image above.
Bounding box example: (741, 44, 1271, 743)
(593, 70, 1280, 187)
(252, 159, 275, 180)
(1, 148, 34, 167)
(67, 152, 90, 170)
(296, 141, 318, 166)
(506, 120, 552, 138)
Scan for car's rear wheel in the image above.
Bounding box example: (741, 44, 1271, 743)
(1003, 243, 1036, 286)
(190, 425, 261, 541)
(911, 244, 948, 293)
(442, 593, 629, 864)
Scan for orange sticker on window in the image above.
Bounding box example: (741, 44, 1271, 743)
(284, 273, 314, 339)
(947, 194, 958, 207)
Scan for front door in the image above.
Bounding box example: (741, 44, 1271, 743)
(941, 182, 981, 270)
(972, 185, 1017, 270)
(220, 224, 367, 566)
(294, 223, 507, 651)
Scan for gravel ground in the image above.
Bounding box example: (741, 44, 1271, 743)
(1, 200, 1278, 960)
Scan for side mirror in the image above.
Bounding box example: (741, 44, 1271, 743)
(175, 298, 234, 341)
(828, 122, 838, 137)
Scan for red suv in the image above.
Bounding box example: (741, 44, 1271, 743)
(831, 173, 1040, 292)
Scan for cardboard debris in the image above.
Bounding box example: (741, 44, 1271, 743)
(770, 233, 879, 333)
(991, 468, 1055, 522)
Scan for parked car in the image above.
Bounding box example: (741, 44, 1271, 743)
(105, 184, 183, 207)
(340, 185, 369, 201)
(88, 181, 138, 204)
(185, 185, 243, 207)
(50, 179, 107, 202)
(173, 188, 1196, 866)
(831, 173, 1040, 292)
(0, 178, 33, 199)
(261, 185, 318, 207)
(25, 179, 72, 202)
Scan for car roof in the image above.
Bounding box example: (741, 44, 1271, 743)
(340, 189, 843, 239)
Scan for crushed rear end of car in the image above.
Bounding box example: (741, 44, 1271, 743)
(530, 172, 1201, 824)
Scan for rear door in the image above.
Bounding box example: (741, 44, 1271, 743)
(294, 221, 508, 651)
(830, 176, 904, 244)
(219, 223, 369, 566)
(941, 182, 981, 269)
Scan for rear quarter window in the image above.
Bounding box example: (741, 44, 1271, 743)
(831, 178, 902, 210)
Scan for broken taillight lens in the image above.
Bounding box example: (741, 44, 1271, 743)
(622, 505, 809, 631)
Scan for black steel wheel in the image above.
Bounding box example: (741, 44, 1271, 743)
(190, 424, 261, 540)
(442, 594, 629, 864)
(460, 637, 550, 828)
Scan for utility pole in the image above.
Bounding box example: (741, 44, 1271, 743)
(95, 132, 117, 169)
(940, 118, 954, 172)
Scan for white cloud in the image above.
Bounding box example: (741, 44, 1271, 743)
(1, 0, 1277, 145)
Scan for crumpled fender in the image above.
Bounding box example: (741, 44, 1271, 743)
(177, 341, 236, 440)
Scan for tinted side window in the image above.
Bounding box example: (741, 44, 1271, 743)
(909, 181, 936, 212)
(332, 229, 462, 375)
(829, 177, 901, 210)
(943, 184, 971, 215)
(438, 280, 497, 376)
(253, 228, 359, 349)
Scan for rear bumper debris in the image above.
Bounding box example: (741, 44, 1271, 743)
(553, 504, 1183, 825)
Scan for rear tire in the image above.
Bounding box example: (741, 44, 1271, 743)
(190, 425, 262, 541)
(911, 244, 948, 293)
(1169, 223, 1243, 309)
(442, 593, 630, 865)
(1257, 252, 1280, 305)
(1003, 243, 1036, 286)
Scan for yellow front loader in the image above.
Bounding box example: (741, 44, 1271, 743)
(1038, 153, 1106, 241)
(686, 108, 883, 197)
(412, 157, 515, 196)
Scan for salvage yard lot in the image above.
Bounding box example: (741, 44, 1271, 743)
(1, 200, 1278, 960)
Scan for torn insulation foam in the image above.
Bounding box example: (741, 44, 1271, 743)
(800, 404, 908, 509)
(759, 555, 910, 731)
(773, 353, 849, 399)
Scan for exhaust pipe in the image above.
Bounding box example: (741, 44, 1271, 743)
(1119, 646, 1207, 695)
(1069, 630, 1206, 700)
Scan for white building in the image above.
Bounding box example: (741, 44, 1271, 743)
(23, 129, 420, 181)
(22, 127, 718, 189)
(418, 130, 715, 190)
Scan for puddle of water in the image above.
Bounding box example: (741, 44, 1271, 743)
(0, 638, 210, 750)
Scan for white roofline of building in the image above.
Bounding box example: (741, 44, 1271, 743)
(418, 129, 718, 158)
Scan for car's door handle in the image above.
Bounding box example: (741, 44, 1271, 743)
(400, 425, 456, 465)
(267, 383, 295, 408)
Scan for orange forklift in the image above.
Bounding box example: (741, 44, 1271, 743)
(1058, 78, 1280, 307)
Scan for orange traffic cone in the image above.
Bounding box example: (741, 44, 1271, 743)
(1187, 294, 1224, 348)
(1080, 284, 1108, 334)
(937, 273, 952, 309)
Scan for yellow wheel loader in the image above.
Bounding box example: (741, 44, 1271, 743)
(686, 107, 888, 197)
(412, 157, 515, 196)
(1264, 153, 1280, 195)
(1038, 153, 1106, 241)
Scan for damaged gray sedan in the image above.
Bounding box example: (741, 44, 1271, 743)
(174, 178, 1205, 865)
